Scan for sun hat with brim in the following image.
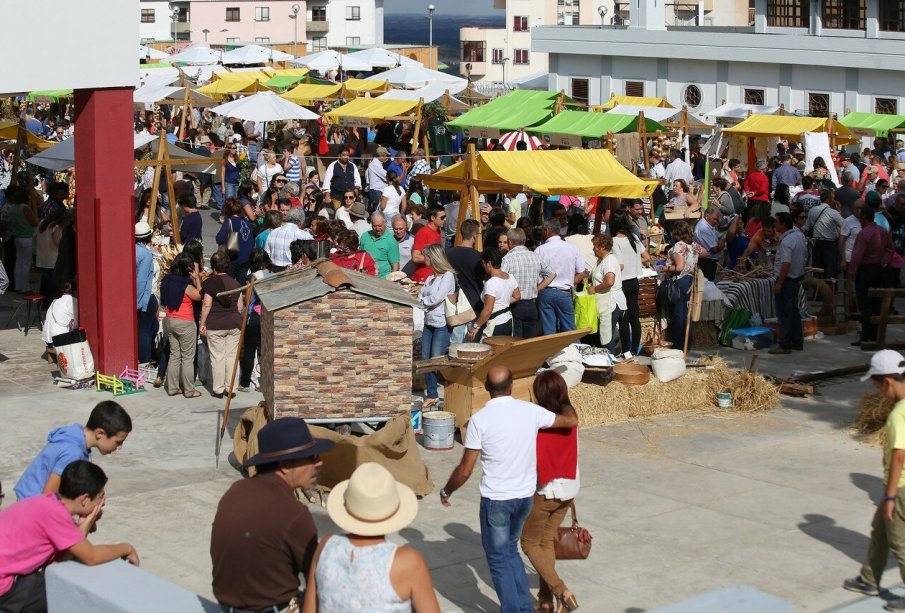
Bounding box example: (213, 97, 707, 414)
(326, 462, 418, 536)
(135, 221, 153, 239)
(242, 417, 335, 468)
(861, 349, 905, 381)
(349, 200, 368, 220)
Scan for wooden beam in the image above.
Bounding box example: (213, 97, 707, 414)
(146, 130, 166, 229)
(410, 99, 424, 155)
(639, 110, 650, 176)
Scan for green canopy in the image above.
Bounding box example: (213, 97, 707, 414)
(26, 89, 74, 103)
(527, 110, 666, 144)
(446, 90, 574, 139)
(839, 112, 905, 137)
(140, 62, 173, 69)
(264, 75, 310, 91)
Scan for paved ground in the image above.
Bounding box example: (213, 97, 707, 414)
(3, 211, 905, 611)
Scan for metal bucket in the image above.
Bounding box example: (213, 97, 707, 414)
(716, 392, 733, 409)
(422, 410, 455, 450)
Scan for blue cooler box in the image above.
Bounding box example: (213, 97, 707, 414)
(728, 326, 775, 351)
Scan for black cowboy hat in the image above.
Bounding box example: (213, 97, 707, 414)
(242, 417, 335, 468)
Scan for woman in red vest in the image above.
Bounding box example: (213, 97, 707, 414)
(520, 370, 580, 612)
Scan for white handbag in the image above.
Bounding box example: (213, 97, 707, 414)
(445, 282, 476, 327)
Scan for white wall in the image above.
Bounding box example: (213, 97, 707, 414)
(139, 0, 171, 42)
(326, 0, 380, 47)
(3, 0, 137, 91)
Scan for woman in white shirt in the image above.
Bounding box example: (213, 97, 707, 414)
(610, 210, 647, 354)
(417, 244, 456, 408)
(380, 170, 407, 219)
(256, 152, 282, 198)
(468, 247, 521, 340)
(587, 233, 626, 352)
(42, 280, 78, 355)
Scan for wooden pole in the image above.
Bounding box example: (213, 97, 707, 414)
(163, 138, 181, 246)
(639, 111, 650, 175)
(827, 113, 837, 153)
(216, 278, 256, 466)
(454, 143, 477, 247)
(468, 143, 481, 251)
(683, 266, 699, 356)
(147, 130, 167, 227)
(410, 99, 424, 154)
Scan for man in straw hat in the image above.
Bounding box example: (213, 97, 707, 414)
(439, 365, 578, 611)
(210, 418, 334, 612)
(303, 462, 440, 610)
(843, 350, 905, 609)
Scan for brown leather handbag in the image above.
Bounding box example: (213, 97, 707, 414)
(554, 501, 593, 560)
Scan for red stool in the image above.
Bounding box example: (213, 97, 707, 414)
(5, 294, 45, 335)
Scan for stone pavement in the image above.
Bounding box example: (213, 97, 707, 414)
(3, 284, 905, 611)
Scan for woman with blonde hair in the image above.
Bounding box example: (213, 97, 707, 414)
(587, 233, 625, 352)
(417, 243, 456, 408)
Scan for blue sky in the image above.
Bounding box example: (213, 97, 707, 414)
(384, 0, 502, 16)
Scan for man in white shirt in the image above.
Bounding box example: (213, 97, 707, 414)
(366, 148, 390, 213)
(439, 366, 578, 613)
(535, 220, 585, 336)
(664, 148, 693, 187)
(265, 207, 313, 271)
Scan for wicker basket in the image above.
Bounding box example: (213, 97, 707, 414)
(613, 363, 651, 385)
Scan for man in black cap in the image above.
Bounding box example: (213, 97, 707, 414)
(210, 418, 334, 612)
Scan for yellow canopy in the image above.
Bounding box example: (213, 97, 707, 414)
(0, 122, 55, 151)
(325, 98, 420, 127)
(344, 78, 389, 93)
(196, 73, 273, 98)
(282, 83, 343, 105)
(271, 68, 310, 77)
(595, 96, 674, 111)
(723, 114, 856, 144)
(420, 149, 658, 198)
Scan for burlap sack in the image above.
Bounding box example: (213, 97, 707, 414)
(232, 402, 272, 477)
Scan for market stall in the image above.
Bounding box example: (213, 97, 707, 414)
(379, 83, 470, 115)
(839, 111, 905, 138)
(364, 64, 466, 91)
(324, 97, 424, 153)
(195, 71, 275, 98)
(705, 103, 781, 125)
(446, 89, 572, 139)
(593, 95, 673, 111)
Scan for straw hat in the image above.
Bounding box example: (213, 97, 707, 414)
(326, 463, 418, 536)
(349, 200, 368, 220)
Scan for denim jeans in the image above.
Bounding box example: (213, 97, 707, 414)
(450, 323, 468, 345)
(137, 294, 159, 364)
(211, 183, 225, 210)
(669, 275, 694, 350)
(225, 182, 239, 200)
(422, 324, 451, 398)
(538, 288, 575, 336)
(512, 298, 538, 339)
(480, 496, 534, 612)
(774, 276, 803, 350)
(603, 305, 623, 352)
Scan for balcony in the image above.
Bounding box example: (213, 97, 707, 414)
(306, 20, 329, 33)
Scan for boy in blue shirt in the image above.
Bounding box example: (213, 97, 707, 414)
(14, 401, 132, 500)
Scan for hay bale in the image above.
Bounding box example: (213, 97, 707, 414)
(853, 391, 894, 446)
(570, 355, 780, 428)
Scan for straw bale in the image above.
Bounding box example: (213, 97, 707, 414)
(853, 391, 894, 446)
(570, 355, 780, 428)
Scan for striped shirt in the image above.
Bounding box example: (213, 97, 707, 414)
(285, 155, 301, 184)
(265, 223, 314, 267)
(501, 246, 555, 300)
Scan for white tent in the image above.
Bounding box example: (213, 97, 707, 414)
(133, 85, 216, 110)
(27, 133, 159, 171)
(167, 44, 222, 66)
(290, 50, 371, 72)
(706, 103, 781, 123)
(138, 71, 180, 88)
(366, 65, 466, 90)
(346, 48, 422, 69)
(221, 44, 293, 66)
(210, 91, 318, 122)
(379, 81, 467, 103)
(139, 45, 169, 61)
(504, 71, 549, 91)
(607, 104, 713, 133)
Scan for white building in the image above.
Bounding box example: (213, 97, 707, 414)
(460, 0, 750, 85)
(140, 0, 187, 42)
(308, 0, 384, 52)
(533, 0, 905, 115)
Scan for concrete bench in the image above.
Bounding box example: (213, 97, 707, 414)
(650, 585, 793, 613)
(47, 560, 219, 612)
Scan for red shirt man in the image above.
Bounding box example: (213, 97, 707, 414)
(745, 162, 770, 203)
(411, 206, 446, 282)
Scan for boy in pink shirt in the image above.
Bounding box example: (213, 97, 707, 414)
(0, 461, 139, 611)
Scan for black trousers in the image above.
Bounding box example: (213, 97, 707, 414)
(239, 313, 261, 388)
(812, 239, 839, 280)
(619, 278, 641, 353)
(0, 567, 46, 613)
(857, 263, 885, 342)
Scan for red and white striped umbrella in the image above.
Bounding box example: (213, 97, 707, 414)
(498, 130, 544, 151)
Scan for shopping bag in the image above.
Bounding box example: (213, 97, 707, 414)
(52, 328, 95, 380)
(574, 290, 598, 334)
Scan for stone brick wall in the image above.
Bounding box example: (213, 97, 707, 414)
(263, 290, 414, 421)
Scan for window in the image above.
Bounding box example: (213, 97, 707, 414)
(876, 98, 898, 115)
(312, 37, 327, 51)
(683, 84, 702, 108)
(513, 49, 529, 65)
(461, 41, 486, 63)
(491, 48, 504, 64)
(225, 7, 240, 21)
(141, 8, 155, 22)
(255, 6, 270, 21)
(766, 0, 809, 27)
(571, 78, 589, 105)
(823, 0, 865, 29)
(346, 37, 361, 45)
(177, 7, 188, 22)
(311, 6, 326, 21)
(808, 93, 830, 117)
(880, 1, 905, 31)
(557, 0, 580, 25)
(513, 16, 528, 31)
(625, 81, 644, 97)
(744, 88, 765, 105)
(226, 37, 239, 43)
(346, 6, 360, 20)
(255, 37, 271, 42)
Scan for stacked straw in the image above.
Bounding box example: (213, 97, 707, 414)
(570, 356, 780, 429)
(853, 391, 894, 446)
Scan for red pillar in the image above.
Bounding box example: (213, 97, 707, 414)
(73, 88, 137, 373)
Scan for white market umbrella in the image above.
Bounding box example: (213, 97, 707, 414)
(210, 91, 318, 122)
(290, 50, 371, 72)
(133, 85, 216, 110)
(379, 82, 467, 103)
(139, 45, 169, 61)
(346, 48, 422, 69)
(366, 64, 466, 90)
(167, 44, 223, 66)
(27, 133, 159, 172)
(222, 44, 293, 66)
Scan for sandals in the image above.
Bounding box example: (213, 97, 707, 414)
(422, 397, 441, 408)
(184, 390, 202, 398)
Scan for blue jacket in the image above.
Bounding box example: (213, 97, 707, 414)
(136, 244, 154, 311)
(216, 216, 254, 266)
(14, 423, 89, 500)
